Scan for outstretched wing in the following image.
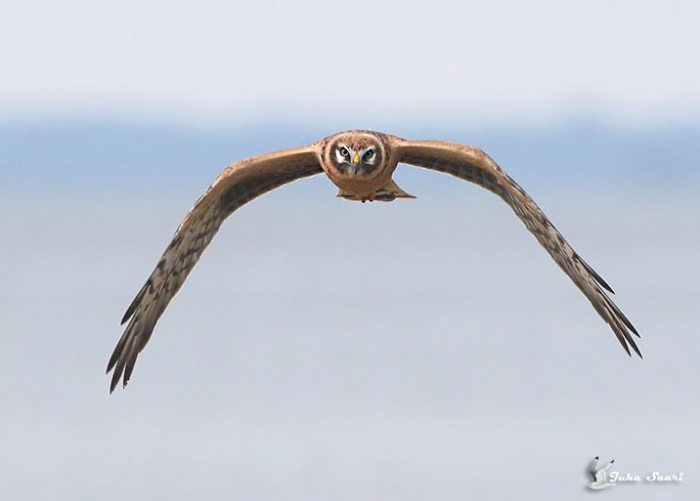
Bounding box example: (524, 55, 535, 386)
(588, 456, 600, 481)
(396, 139, 641, 357)
(107, 146, 323, 392)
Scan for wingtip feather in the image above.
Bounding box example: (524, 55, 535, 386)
(121, 283, 149, 325)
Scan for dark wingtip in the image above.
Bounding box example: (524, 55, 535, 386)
(121, 300, 138, 325)
(121, 283, 148, 325)
(576, 254, 615, 294)
(627, 336, 643, 359)
(107, 343, 127, 393)
(614, 329, 642, 359)
(107, 358, 117, 393)
(121, 299, 137, 325)
(620, 339, 632, 357)
(109, 373, 119, 394)
(106, 339, 123, 374)
(108, 368, 128, 394)
(632, 344, 644, 360)
(629, 323, 641, 338)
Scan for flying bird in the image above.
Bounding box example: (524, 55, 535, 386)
(587, 456, 616, 490)
(107, 130, 641, 392)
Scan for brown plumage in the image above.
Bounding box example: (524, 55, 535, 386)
(107, 130, 641, 392)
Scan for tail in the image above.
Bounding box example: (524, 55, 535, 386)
(337, 179, 416, 202)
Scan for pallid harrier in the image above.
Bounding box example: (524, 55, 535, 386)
(107, 130, 641, 392)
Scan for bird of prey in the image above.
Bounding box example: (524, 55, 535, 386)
(106, 130, 641, 392)
(587, 456, 616, 490)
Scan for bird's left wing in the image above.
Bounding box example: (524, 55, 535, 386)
(107, 145, 323, 392)
(588, 457, 600, 481)
(396, 139, 641, 357)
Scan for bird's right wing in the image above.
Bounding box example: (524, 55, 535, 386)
(396, 139, 641, 357)
(106, 145, 323, 392)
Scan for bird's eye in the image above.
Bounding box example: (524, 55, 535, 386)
(363, 149, 375, 162)
(338, 146, 350, 158)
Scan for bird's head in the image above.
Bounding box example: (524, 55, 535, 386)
(324, 130, 387, 177)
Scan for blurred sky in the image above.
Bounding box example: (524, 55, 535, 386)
(3, 2, 700, 500)
(2, 0, 699, 127)
(3, 192, 699, 501)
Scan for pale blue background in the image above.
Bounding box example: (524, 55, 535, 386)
(2, 1, 699, 499)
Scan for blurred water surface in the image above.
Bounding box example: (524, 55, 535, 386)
(1, 123, 699, 499)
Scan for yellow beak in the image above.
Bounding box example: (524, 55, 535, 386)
(352, 153, 360, 164)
